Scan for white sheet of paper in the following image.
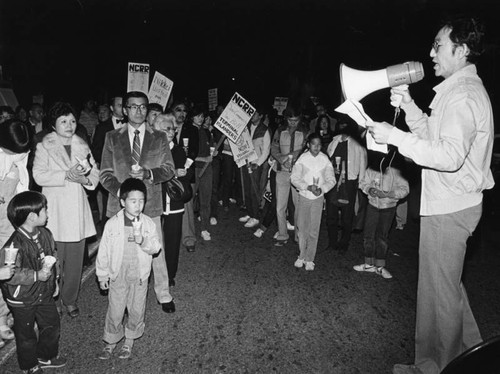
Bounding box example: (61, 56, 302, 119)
(335, 99, 388, 154)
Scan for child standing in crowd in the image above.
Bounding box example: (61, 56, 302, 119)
(1, 191, 66, 374)
(291, 133, 335, 271)
(96, 178, 161, 360)
(354, 152, 409, 279)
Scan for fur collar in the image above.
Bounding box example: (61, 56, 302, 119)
(41, 132, 90, 170)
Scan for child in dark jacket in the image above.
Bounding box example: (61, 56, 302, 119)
(0, 191, 66, 373)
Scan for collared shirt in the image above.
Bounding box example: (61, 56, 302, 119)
(127, 123, 146, 152)
(388, 64, 495, 215)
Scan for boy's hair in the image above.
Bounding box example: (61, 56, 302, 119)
(119, 178, 147, 202)
(7, 191, 47, 228)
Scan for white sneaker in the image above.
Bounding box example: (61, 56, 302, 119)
(294, 257, 305, 268)
(353, 263, 377, 273)
(210, 217, 217, 225)
(273, 231, 279, 239)
(286, 220, 295, 231)
(244, 218, 259, 228)
(239, 215, 250, 223)
(201, 230, 211, 241)
(376, 266, 393, 279)
(304, 261, 315, 271)
(253, 228, 264, 238)
(218, 200, 223, 206)
(229, 198, 237, 204)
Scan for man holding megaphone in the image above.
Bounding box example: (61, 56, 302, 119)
(368, 17, 494, 374)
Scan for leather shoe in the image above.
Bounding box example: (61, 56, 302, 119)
(66, 305, 80, 318)
(161, 300, 175, 313)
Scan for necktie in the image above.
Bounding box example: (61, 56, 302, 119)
(132, 130, 141, 165)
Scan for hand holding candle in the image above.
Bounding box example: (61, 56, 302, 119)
(132, 217, 143, 244)
(4, 243, 19, 265)
(42, 255, 57, 272)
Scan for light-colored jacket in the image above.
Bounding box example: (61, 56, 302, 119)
(388, 64, 495, 215)
(96, 210, 160, 283)
(33, 132, 98, 242)
(359, 167, 409, 209)
(291, 151, 335, 200)
(327, 135, 367, 182)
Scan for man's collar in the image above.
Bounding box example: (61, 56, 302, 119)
(128, 122, 145, 132)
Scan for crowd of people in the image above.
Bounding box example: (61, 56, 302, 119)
(0, 15, 495, 374)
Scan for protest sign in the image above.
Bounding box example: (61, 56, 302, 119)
(208, 88, 218, 112)
(214, 92, 255, 143)
(127, 62, 150, 93)
(148, 71, 173, 109)
(228, 128, 258, 168)
(273, 97, 288, 115)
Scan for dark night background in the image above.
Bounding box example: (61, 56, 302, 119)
(1, 0, 499, 126)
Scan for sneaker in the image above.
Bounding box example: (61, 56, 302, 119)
(286, 220, 295, 231)
(294, 258, 305, 268)
(38, 356, 67, 369)
(218, 200, 223, 206)
(353, 263, 377, 273)
(244, 218, 259, 228)
(304, 261, 315, 271)
(274, 239, 288, 247)
(210, 217, 217, 225)
(23, 365, 43, 374)
(273, 231, 279, 239)
(229, 198, 237, 204)
(392, 364, 424, 374)
(253, 228, 264, 238)
(396, 224, 405, 230)
(98, 345, 114, 360)
(201, 230, 211, 241)
(376, 266, 393, 279)
(0, 326, 14, 340)
(239, 215, 250, 223)
(118, 344, 132, 359)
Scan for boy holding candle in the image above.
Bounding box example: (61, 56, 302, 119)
(0, 191, 65, 374)
(96, 178, 161, 360)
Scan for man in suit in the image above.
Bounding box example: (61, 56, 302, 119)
(100, 91, 176, 313)
(172, 100, 199, 252)
(92, 96, 125, 166)
(92, 96, 126, 226)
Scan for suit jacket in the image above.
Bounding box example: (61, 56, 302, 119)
(99, 123, 175, 218)
(91, 119, 114, 165)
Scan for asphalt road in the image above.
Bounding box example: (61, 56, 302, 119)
(1, 203, 499, 374)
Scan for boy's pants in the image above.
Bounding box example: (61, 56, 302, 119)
(11, 301, 60, 370)
(103, 273, 148, 344)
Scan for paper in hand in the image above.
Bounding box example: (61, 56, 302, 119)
(335, 99, 388, 154)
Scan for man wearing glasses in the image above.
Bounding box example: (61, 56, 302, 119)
(369, 18, 494, 374)
(100, 91, 177, 313)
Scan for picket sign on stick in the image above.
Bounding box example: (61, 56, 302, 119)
(197, 135, 226, 179)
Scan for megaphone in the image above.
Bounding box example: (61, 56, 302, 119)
(340, 61, 424, 103)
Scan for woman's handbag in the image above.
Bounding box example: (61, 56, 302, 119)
(166, 177, 192, 203)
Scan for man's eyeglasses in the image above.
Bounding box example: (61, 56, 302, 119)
(126, 104, 147, 112)
(431, 41, 444, 52)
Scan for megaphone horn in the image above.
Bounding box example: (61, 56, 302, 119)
(340, 61, 424, 102)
